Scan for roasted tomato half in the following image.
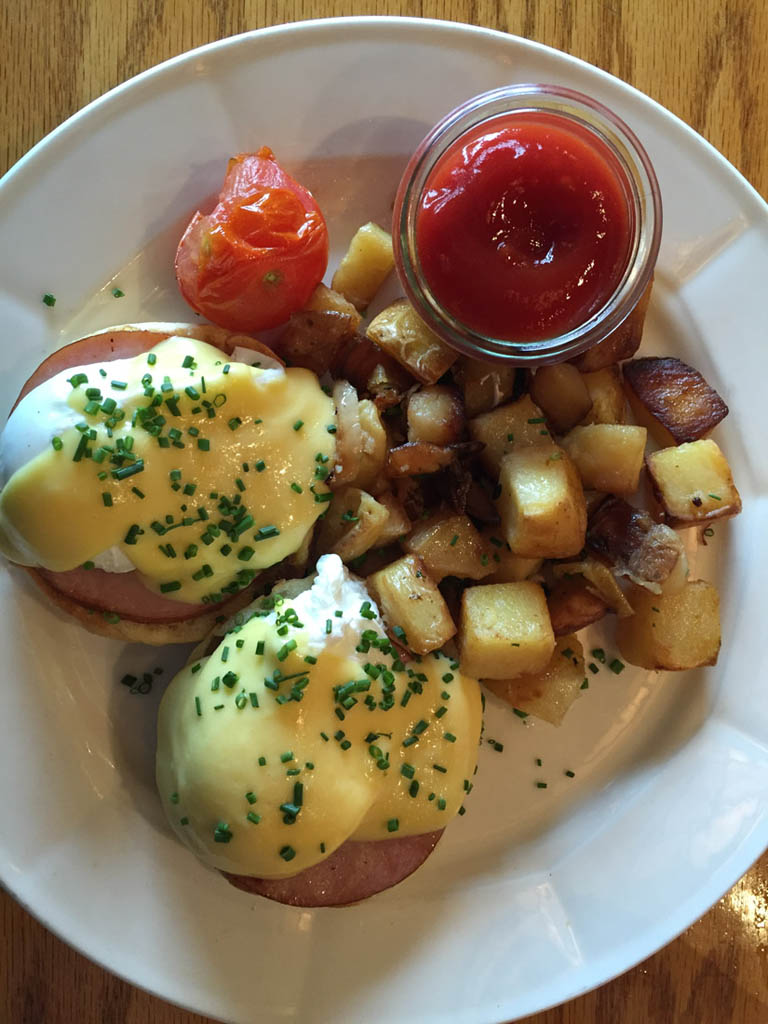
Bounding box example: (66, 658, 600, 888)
(175, 147, 329, 332)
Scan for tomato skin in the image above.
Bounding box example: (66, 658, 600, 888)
(175, 148, 329, 332)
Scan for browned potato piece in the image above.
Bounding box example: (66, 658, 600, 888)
(570, 278, 653, 372)
(481, 529, 543, 583)
(331, 223, 394, 310)
(530, 364, 592, 433)
(581, 366, 626, 424)
(546, 579, 609, 636)
(483, 635, 586, 726)
(280, 286, 361, 376)
(455, 357, 519, 418)
(305, 283, 364, 321)
(366, 299, 458, 384)
(407, 385, 464, 445)
(617, 580, 721, 670)
(468, 395, 550, 476)
(316, 487, 389, 563)
(367, 554, 456, 655)
(646, 439, 741, 526)
(403, 514, 492, 582)
(386, 441, 456, 477)
(374, 492, 412, 545)
(339, 336, 414, 409)
(623, 356, 729, 445)
(498, 444, 586, 558)
(458, 581, 554, 679)
(561, 424, 647, 495)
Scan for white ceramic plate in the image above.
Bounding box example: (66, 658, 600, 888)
(1, 17, 766, 1024)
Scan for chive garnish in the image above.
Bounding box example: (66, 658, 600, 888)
(213, 822, 233, 843)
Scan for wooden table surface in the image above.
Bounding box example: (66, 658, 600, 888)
(1, 2, 766, 1022)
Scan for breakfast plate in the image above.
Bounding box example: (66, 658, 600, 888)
(1, 16, 767, 1024)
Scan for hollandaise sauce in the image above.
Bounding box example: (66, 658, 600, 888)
(0, 337, 335, 604)
(156, 556, 482, 878)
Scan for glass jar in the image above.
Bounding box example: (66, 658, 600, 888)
(392, 84, 662, 365)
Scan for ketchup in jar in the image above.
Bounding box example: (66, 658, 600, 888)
(394, 86, 662, 364)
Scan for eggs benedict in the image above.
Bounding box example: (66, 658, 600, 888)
(0, 323, 335, 643)
(156, 554, 482, 904)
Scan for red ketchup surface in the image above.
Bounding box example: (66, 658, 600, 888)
(415, 112, 634, 342)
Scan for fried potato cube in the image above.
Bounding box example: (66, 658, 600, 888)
(316, 487, 389, 563)
(646, 439, 741, 525)
(407, 385, 464, 445)
(331, 223, 394, 310)
(617, 580, 721, 669)
(367, 554, 456, 655)
(581, 366, 626, 424)
(374, 492, 412, 546)
(455, 357, 520, 418)
(498, 444, 587, 558)
(458, 581, 555, 679)
(280, 285, 362, 376)
(483, 635, 586, 725)
(530, 364, 593, 433)
(561, 424, 647, 495)
(305, 282, 363, 321)
(570, 278, 653, 372)
(481, 529, 543, 583)
(623, 356, 729, 445)
(546, 579, 609, 637)
(468, 395, 550, 476)
(403, 514, 492, 582)
(366, 299, 458, 384)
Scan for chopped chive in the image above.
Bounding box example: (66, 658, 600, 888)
(609, 658, 625, 674)
(213, 822, 233, 843)
(42, 293, 56, 307)
(387, 818, 399, 833)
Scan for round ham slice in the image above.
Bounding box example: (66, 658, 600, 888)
(222, 830, 443, 907)
(16, 323, 283, 405)
(35, 567, 216, 622)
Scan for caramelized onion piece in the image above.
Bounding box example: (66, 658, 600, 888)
(332, 379, 362, 485)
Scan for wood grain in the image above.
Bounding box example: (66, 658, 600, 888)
(1, 2, 766, 1023)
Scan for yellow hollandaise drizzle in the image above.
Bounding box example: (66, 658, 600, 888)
(156, 581, 482, 878)
(0, 338, 335, 604)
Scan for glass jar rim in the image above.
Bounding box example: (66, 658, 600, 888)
(393, 83, 663, 364)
